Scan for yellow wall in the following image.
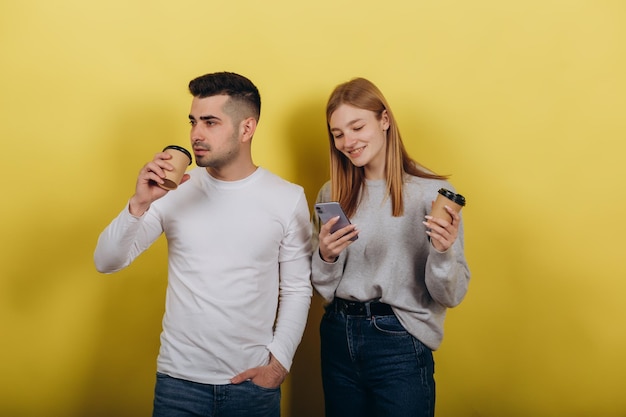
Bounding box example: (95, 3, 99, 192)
(1, 1, 625, 416)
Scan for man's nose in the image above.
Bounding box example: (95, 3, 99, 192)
(191, 126, 204, 143)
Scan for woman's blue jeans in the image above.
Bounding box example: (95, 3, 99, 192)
(320, 307, 435, 417)
(152, 372, 281, 417)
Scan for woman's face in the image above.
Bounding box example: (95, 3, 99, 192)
(329, 104, 389, 179)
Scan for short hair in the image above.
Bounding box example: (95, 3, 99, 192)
(188, 72, 261, 121)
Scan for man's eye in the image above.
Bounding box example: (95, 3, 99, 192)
(189, 120, 196, 126)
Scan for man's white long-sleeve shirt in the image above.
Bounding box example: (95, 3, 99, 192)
(95, 167, 312, 384)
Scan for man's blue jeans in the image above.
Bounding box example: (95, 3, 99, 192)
(320, 307, 436, 417)
(152, 372, 281, 417)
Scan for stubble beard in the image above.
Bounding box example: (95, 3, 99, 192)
(194, 134, 241, 170)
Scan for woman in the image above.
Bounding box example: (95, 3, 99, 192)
(312, 77, 470, 417)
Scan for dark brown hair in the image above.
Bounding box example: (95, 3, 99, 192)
(189, 72, 261, 122)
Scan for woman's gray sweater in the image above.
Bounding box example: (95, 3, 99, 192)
(311, 176, 470, 350)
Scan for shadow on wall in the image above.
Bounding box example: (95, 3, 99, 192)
(282, 94, 331, 207)
(282, 94, 330, 417)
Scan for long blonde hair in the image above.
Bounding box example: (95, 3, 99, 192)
(326, 78, 447, 217)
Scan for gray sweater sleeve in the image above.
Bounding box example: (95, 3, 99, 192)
(425, 217, 470, 308)
(310, 182, 346, 302)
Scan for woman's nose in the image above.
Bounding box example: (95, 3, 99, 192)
(344, 133, 357, 148)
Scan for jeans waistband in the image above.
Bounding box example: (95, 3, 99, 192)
(331, 297, 394, 317)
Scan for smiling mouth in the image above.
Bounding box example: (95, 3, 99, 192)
(348, 146, 366, 156)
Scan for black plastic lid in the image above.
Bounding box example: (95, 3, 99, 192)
(163, 145, 192, 165)
(438, 188, 466, 206)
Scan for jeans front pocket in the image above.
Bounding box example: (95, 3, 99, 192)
(372, 314, 408, 335)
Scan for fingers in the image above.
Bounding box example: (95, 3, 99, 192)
(447, 205, 461, 227)
(423, 218, 456, 239)
(230, 365, 284, 389)
(320, 217, 359, 240)
(423, 206, 459, 251)
(130, 153, 176, 215)
(179, 173, 191, 186)
(141, 152, 175, 184)
(319, 217, 358, 262)
(231, 368, 257, 385)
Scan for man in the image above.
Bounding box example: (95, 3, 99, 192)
(94, 72, 313, 417)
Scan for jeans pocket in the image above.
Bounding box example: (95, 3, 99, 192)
(247, 379, 281, 392)
(372, 315, 408, 335)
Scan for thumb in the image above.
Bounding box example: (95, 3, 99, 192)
(179, 173, 191, 185)
(231, 367, 257, 384)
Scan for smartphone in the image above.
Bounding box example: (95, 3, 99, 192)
(314, 202, 358, 241)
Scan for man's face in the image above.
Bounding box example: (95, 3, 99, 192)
(188, 95, 241, 169)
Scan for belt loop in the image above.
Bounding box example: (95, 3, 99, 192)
(365, 301, 372, 317)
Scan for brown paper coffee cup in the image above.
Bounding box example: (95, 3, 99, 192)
(430, 188, 466, 223)
(158, 145, 192, 190)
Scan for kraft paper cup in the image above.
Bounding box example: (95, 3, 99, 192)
(158, 145, 192, 190)
(430, 188, 466, 223)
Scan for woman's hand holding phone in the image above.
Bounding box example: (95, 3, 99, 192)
(315, 202, 359, 263)
(319, 217, 358, 262)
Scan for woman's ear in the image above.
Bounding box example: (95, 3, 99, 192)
(381, 109, 390, 131)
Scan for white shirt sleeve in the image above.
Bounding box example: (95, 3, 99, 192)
(267, 192, 313, 371)
(94, 203, 163, 273)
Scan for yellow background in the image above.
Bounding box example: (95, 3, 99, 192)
(1, 1, 625, 416)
